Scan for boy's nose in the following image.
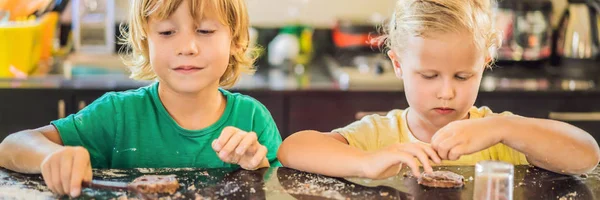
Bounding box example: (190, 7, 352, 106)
(177, 43, 199, 56)
(177, 36, 199, 56)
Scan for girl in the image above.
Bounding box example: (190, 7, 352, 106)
(277, 0, 600, 180)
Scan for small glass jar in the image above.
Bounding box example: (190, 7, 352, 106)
(473, 161, 514, 200)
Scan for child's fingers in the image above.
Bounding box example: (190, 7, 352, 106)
(431, 131, 453, 152)
(420, 145, 442, 164)
(448, 145, 465, 161)
(218, 131, 245, 159)
(212, 140, 218, 153)
(235, 132, 258, 156)
(214, 127, 239, 151)
(70, 148, 90, 197)
(59, 153, 73, 196)
(50, 157, 65, 195)
(250, 145, 268, 169)
(435, 139, 462, 160)
(396, 152, 421, 177)
(431, 125, 455, 146)
(84, 163, 93, 183)
(41, 160, 54, 194)
(246, 142, 260, 157)
(402, 146, 433, 174)
(229, 153, 242, 164)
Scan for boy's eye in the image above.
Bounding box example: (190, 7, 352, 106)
(421, 74, 437, 79)
(197, 29, 216, 34)
(158, 31, 175, 36)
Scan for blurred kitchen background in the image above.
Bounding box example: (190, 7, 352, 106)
(0, 0, 599, 143)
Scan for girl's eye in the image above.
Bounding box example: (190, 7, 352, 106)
(197, 29, 216, 34)
(159, 31, 175, 36)
(455, 75, 471, 81)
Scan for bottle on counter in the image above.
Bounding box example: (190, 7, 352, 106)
(268, 24, 313, 88)
(268, 25, 300, 70)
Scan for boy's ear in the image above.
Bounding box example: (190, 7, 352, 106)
(387, 50, 403, 79)
(230, 41, 244, 55)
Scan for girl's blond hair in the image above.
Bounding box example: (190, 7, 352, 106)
(384, 0, 501, 68)
(120, 0, 259, 88)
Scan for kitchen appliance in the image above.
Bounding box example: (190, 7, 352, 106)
(332, 18, 382, 52)
(325, 52, 402, 91)
(555, 0, 600, 60)
(326, 17, 400, 90)
(495, 0, 553, 63)
(551, 0, 600, 78)
(72, 0, 115, 54)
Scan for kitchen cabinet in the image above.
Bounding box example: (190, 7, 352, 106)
(287, 91, 408, 135)
(477, 92, 600, 143)
(476, 92, 563, 118)
(0, 89, 72, 140)
(1, 89, 599, 144)
(551, 93, 600, 143)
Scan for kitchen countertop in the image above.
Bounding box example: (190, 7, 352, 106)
(0, 165, 598, 199)
(0, 58, 599, 92)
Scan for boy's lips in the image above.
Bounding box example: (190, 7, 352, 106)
(433, 107, 455, 115)
(173, 65, 204, 73)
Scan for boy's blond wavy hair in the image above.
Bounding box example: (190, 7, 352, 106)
(120, 0, 259, 88)
(383, 0, 501, 68)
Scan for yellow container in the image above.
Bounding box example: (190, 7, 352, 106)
(0, 12, 58, 78)
(39, 12, 59, 61)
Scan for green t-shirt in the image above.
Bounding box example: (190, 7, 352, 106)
(51, 82, 282, 169)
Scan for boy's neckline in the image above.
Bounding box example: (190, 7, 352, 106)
(150, 82, 233, 137)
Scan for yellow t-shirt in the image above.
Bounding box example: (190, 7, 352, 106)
(332, 106, 529, 166)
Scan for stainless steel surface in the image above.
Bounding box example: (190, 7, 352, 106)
(557, 3, 600, 59)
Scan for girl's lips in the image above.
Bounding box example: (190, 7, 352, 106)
(434, 108, 455, 115)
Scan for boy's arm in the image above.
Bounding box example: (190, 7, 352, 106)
(500, 116, 600, 174)
(0, 125, 64, 173)
(277, 130, 368, 177)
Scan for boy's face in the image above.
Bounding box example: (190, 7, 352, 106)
(388, 32, 486, 128)
(146, 0, 233, 94)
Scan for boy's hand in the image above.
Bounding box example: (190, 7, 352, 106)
(360, 142, 441, 179)
(40, 146, 93, 198)
(213, 126, 269, 170)
(431, 118, 504, 161)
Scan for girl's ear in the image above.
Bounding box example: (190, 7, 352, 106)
(387, 50, 403, 79)
(485, 56, 492, 65)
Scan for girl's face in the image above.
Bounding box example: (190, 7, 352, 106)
(146, 0, 234, 94)
(388, 32, 486, 128)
